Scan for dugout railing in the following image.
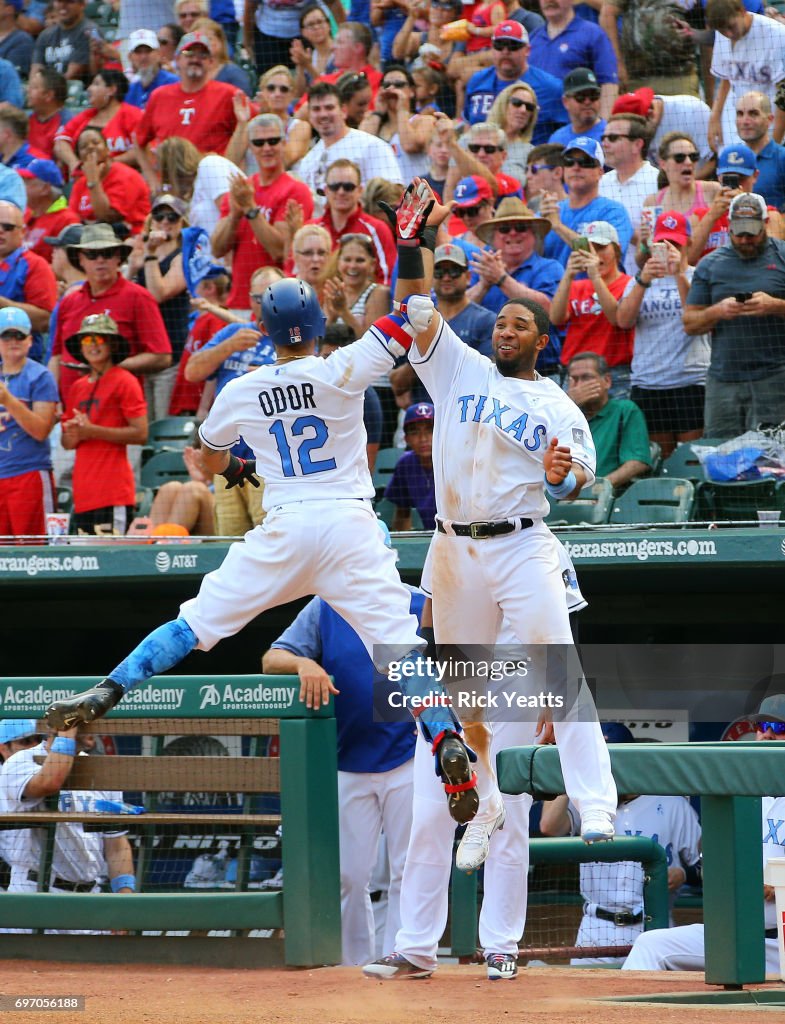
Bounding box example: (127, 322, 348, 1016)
(0, 677, 340, 967)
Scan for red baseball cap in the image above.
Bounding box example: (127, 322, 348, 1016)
(653, 209, 691, 246)
(453, 175, 493, 208)
(493, 20, 529, 44)
(612, 87, 655, 118)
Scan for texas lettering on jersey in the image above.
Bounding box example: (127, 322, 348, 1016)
(456, 393, 547, 450)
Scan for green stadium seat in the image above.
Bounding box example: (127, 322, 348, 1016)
(148, 416, 199, 451)
(609, 478, 695, 525)
(372, 447, 403, 496)
(695, 478, 781, 523)
(648, 440, 662, 476)
(66, 80, 85, 105)
(374, 498, 424, 531)
(140, 450, 191, 491)
(135, 487, 155, 517)
(661, 442, 708, 482)
(545, 477, 613, 527)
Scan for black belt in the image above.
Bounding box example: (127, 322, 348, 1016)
(437, 517, 533, 539)
(594, 907, 643, 926)
(766, 928, 778, 939)
(27, 870, 94, 892)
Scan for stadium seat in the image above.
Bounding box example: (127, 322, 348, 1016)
(609, 478, 695, 525)
(372, 447, 403, 496)
(66, 80, 85, 106)
(140, 450, 191, 491)
(374, 498, 424, 530)
(648, 441, 662, 477)
(147, 416, 199, 451)
(660, 442, 708, 482)
(545, 477, 613, 527)
(695, 478, 781, 523)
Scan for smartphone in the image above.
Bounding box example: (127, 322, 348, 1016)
(735, 292, 753, 303)
(571, 236, 591, 252)
(651, 241, 668, 260)
(722, 174, 742, 190)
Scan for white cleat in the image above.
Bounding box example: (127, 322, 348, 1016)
(581, 809, 615, 843)
(456, 805, 505, 872)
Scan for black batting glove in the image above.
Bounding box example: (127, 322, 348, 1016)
(221, 455, 260, 489)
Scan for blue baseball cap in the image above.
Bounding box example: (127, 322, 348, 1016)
(403, 402, 435, 430)
(0, 719, 38, 744)
(717, 143, 757, 177)
(18, 158, 64, 189)
(0, 307, 32, 335)
(564, 136, 604, 164)
(601, 721, 635, 743)
(453, 174, 494, 208)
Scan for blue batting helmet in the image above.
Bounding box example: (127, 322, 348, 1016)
(260, 278, 326, 348)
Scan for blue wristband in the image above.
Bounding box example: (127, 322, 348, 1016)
(111, 874, 136, 892)
(51, 737, 76, 756)
(545, 470, 577, 500)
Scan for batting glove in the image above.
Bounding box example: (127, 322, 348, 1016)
(379, 181, 434, 246)
(221, 455, 260, 489)
(395, 293, 435, 333)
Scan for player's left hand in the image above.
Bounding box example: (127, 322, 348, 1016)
(543, 436, 572, 484)
(296, 657, 340, 710)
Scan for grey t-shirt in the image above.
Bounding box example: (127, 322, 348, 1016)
(33, 19, 94, 74)
(686, 237, 785, 382)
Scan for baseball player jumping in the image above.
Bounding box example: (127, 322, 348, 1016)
(44, 278, 479, 825)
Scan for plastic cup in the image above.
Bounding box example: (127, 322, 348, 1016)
(757, 510, 781, 528)
(45, 512, 70, 544)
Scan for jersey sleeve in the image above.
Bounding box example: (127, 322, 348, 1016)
(323, 326, 400, 394)
(269, 597, 323, 661)
(32, 366, 60, 404)
(198, 377, 242, 450)
(674, 800, 702, 869)
(550, 397, 597, 483)
(54, 106, 90, 145)
(408, 316, 477, 405)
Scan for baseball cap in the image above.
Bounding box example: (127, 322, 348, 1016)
(434, 243, 468, 268)
(176, 31, 213, 56)
(564, 136, 604, 164)
(717, 143, 757, 177)
(584, 221, 619, 246)
(495, 172, 523, 202)
(128, 28, 159, 52)
(493, 20, 528, 44)
(601, 722, 635, 744)
(563, 67, 600, 96)
(750, 693, 785, 724)
(44, 223, 83, 248)
(0, 719, 38, 744)
(17, 158, 64, 189)
(152, 192, 188, 218)
(403, 402, 435, 430)
(0, 307, 31, 335)
(453, 174, 493, 208)
(729, 192, 768, 235)
(612, 87, 655, 117)
(653, 209, 691, 246)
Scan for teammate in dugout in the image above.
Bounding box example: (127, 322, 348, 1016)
(44, 278, 480, 826)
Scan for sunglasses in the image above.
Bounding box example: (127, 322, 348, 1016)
(157, 37, 172, 45)
(0, 221, 21, 231)
(563, 155, 598, 168)
(250, 136, 282, 148)
(457, 203, 486, 217)
(570, 91, 600, 103)
(509, 97, 536, 111)
(602, 133, 631, 143)
(265, 83, 291, 93)
(327, 181, 358, 192)
(468, 143, 500, 154)
(493, 39, 524, 51)
(152, 210, 181, 223)
(0, 330, 27, 341)
(498, 222, 532, 235)
(434, 264, 465, 278)
(669, 151, 700, 164)
(80, 334, 110, 347)
(529, 163, 556, 174)
(81, 247, 120, 260)
(756, 721, 785, 734)
(383, 80, 408, 89)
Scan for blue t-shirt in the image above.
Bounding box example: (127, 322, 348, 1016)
(0, 57, 23, 109)
(549, 119, 606, 148)
(0, 29, 34, 77)
(272, 591, 422, 773)
(0, 358, 58, 478)
(2, 141, 36, 170)
(529, 16, 618, 85)
(0, 161, 26, 210)
(384, 450, 436, 530)
(753, 139, 785, 211)
(544, 196, 633, 266)
(447, 301, 497, 358)
(126, 68, 179, 110)
(463, 65, 567, 143)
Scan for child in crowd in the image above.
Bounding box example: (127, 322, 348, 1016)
(383, 401, 436, 531)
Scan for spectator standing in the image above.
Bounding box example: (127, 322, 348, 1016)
(614, 88, 713, 172)
(384, 401, 436, 530)
(26, 67, 71, 160)
(0, 198, 57, 363)
(68, 128, 151, 236)
(20, 158, 80, 263)
(550, 220, 634, 395)
(31, 0, 94, 81)
(617, 211, 707, 458)
(61, 314, 148, 536)
(433, 243, 497, 356)
(0, 0, 33, 77)
(0, 105, 45, 169)
(319, 22, 383, 96)
(291, 4, 336, 98)
(359, 65, 434, 183)
(49, 223, 171, 412)
(192, 17, 253, 96)
(683, 192, 785, 438)
(549, 67, 605, 148)
(640, 132, 721, 242)
(599, 0, 698, 97)
(156, 136, 240, 249)
(126, 29, 179, 110)
(0, 307, 58, 540)
(566, 351, 652, 488)
(291, 223, 331, 298)
(734, 91, 785, 211)
(54, 70, 143, 172)
(529, 0, 618, 119)
(253, 66, 312, 170)
(540, 136, 633, 266)
(243, 0, 345, 72)
(212, 113, 313, 312)
(443, 122, 524, 208)
(486, 81, 538, 182)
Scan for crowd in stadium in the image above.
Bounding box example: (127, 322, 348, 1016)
(2, 0, 785, 539)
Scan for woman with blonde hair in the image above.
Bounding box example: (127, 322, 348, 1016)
(192, 17, 253, 95)
(254, 65, 312, 168)
(487, 82, 538, 182)
(292, 224, 332, 298)
(155, 137, 242, 247)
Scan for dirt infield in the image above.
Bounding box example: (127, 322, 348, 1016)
(0, 962, 782, 1024)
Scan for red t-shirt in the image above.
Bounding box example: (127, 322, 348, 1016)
(64, 365, 147, 513)
(24, 203, 81, 262)
(560, 274, 634, 367)
(294, 63, 383, 113)
(221, 172, 313, 309)
(68, 161, 151, 235)
(310, 208, 397, 286)
(53, 276, 171, 408)
(135, 80, 241, 155)
(467, 0, 504, 52)
(168, 309, 227, 415)
(55, 103, 144, 158)
(28, 110, 71, 159)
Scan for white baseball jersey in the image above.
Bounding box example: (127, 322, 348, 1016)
(200, 329, 398, 512)
(409, 320, 596, 522)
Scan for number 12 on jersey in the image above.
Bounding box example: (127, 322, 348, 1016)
(269, 416, 337, 477)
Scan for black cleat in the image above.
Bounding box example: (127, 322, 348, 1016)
(437, 734, 479, 824)
(45, 678, 125, 729)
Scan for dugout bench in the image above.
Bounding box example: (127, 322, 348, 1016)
(0, 677, 341, 967)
